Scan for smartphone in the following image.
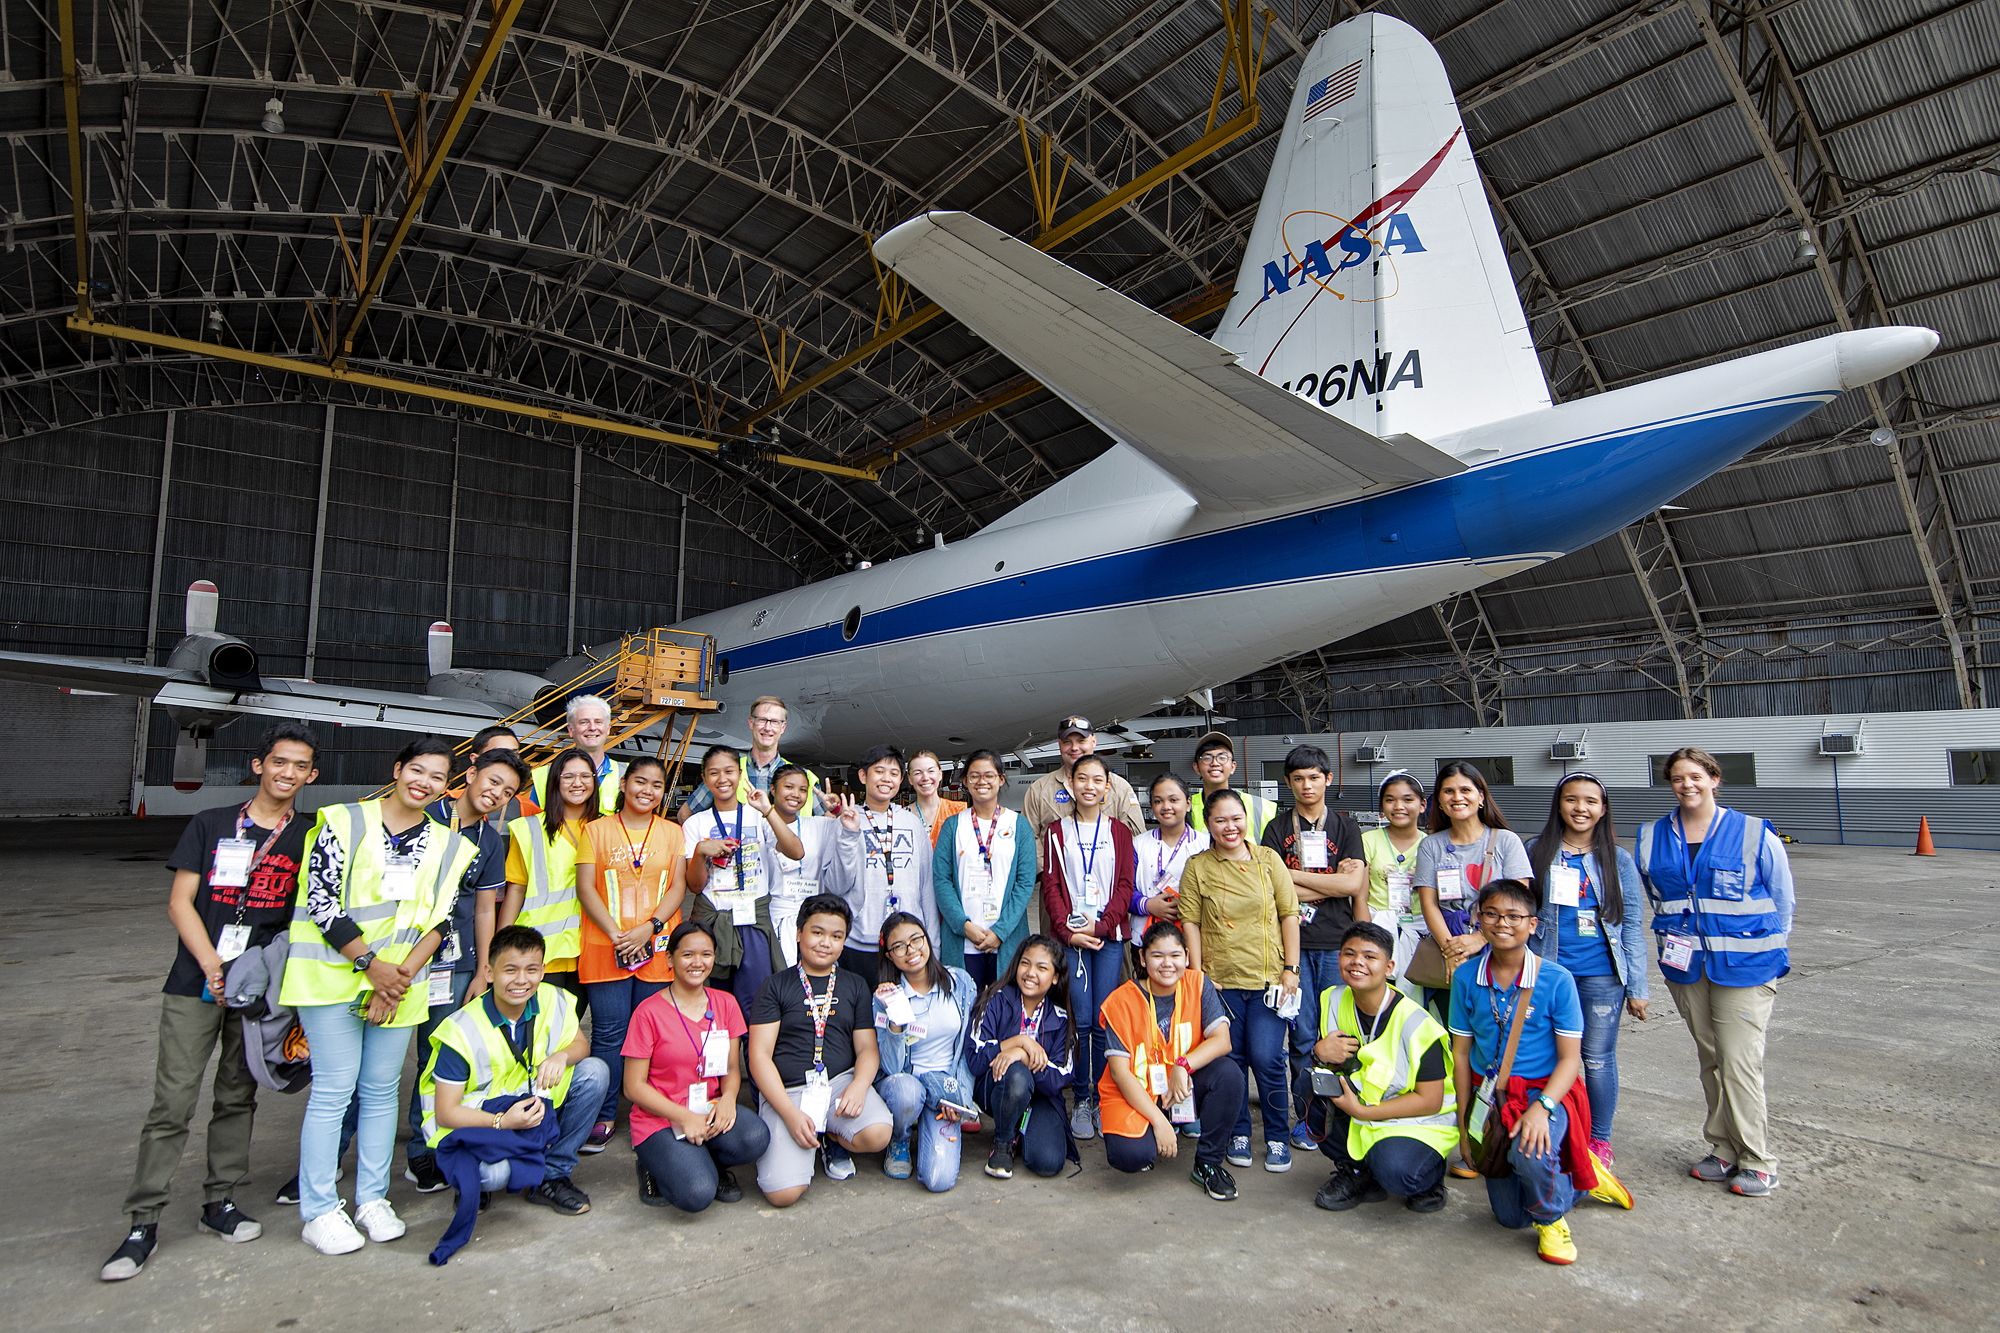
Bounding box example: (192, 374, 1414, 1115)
(940, 1099, 981, 1120)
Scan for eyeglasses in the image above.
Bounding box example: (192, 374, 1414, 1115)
(1477, 910, 1535, 925)
(886, 938, 928, 957)
(751, 714, 785, 727)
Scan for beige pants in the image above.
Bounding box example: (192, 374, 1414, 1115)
(1667, 976, 1779, 1174)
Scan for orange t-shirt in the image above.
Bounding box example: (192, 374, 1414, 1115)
(575, 813, 685, 983)
(923, 799, 968, 848)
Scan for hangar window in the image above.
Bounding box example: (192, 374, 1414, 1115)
(1949, 751, 2000, 785)
(1650, 753, 1757, 787)
(842, 606, 861, 641)
(1438, 756, 1515, 787)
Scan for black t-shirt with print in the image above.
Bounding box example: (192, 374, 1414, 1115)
(750, 965, 872, 1087)
(162, 803, 312, 997)
(1262, 807, 1367, 950)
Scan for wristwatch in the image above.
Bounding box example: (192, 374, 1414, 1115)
(1534, 1092, 1559, 1115)
(648, 916, 665, 934)
(1281, 964, 1299, 975)
(352, 950, 378, 973)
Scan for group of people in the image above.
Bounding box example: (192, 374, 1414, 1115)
(102, 695, 1795, 1279)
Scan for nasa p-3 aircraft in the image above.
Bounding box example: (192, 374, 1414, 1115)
(0, 15, 1939, 783)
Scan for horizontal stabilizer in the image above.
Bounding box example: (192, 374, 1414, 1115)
(872, 211, 1463, 512)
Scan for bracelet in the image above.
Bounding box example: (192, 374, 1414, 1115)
(1175, 1057, 1193, 1072)
(492, 1110, 505, 1129)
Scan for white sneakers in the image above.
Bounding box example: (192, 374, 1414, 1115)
(301, 1200, 403, 1254)
(299, 1207, 365, 1255)
(352, 1199, 406, 1242)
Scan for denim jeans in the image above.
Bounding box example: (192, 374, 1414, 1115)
(634, 1113, 771, 1211)
(976, 1064, 1067, 1178)
(1103, 1056, 1244, 1170)
(295, 1003, 415, 1222)
(1289, 949, 1345, 1111)
(1215, 986, 1292, 1144)
(1067, 943, 1126, 1102)
(1572, 973, 1626, 1143)
(1485, 1100, 1576, 1227)
(1307, 1097, 1446, 1196)
(405, 968, 474, 1161)
(880, 1071, 964, 1192)
(583, 977, 669, 1124)
(545, 1058, 612, 1180)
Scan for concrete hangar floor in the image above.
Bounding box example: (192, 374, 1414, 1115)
(2, 819, 1990, 1333)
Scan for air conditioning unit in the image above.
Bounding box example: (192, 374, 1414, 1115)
(1818, 719, 1865, 756)
(1354, 735, 1389, 764)
(1551, 729, 1588, 761)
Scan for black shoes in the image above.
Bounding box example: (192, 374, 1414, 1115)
(636, 1161, 669, 1208)
(99, 1223, 158, 1281)
(985, 1142, 1016, 1180)
(403, 1157, 449, 1193)
(197, 1199, 263, 1242)
(273, 1176, 301, 1206)
(1314, 1169, 1387, 1211)
(714, 1169, 743, 1204)
(1407, 1179, 1449, 1213)
(1190, 1161, 1238, 1201)
(527, 1177, 591, 1215)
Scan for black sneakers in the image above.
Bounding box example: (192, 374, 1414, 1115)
(1407, 1179, 1449, 1213)
(99, 1223, 158, 1281)
(1314, 1168, 1387, 1212)
(985, 1142, 1016, 1180)
(197, 1199, 263, 1242)
(714, 1168, 743, 1204)
(1190, 1161, 1238, 1201)
(636, 1161, 669, 1208)
(273, 1176, 301, 1205)
(403, 1157, 449, 1193)
(526, 1177, 591, 1215)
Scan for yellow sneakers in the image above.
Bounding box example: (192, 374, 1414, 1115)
(1587, 1156, 1634, 1210)
(1535, 1217, 1577, 1265)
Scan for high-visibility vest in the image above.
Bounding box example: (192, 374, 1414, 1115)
(418, 984, 581, 1148)
(1188, 788, 1277, 841)
(531, 758, 625, 815)
(1318, 985, 1459, 1159)
(1096, 970, 1205, 1140)
(742, 757, 817, 809)
(1637, 805, 1788, 986)
(280, 801, 476, 1026)
(507, 815, 585, 965)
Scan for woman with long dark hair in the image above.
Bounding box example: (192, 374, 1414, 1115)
(872, 913, 977, 1191)
(1526, 774, 1651, 1167)
(964, 935, 1077, 1180)
(1412, 761, 1531, 1013)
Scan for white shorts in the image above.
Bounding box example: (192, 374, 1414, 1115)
(754, 1070, 893, 1195)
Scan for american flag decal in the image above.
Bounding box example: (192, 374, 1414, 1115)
(1303, 59, 1364, 121)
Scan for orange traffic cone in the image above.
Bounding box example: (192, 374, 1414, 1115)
(1913, 816, 1936, 856)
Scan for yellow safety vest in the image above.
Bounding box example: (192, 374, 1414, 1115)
(280, 801, 476, 1026)
(1318, 985, 1459, 1159)
(1189, 788, 1277, 841)
(531, 758, 625, 815)
(738, 758, 818, 810)
(508, 815, 584, 965)
(418, 984, 581, 1148)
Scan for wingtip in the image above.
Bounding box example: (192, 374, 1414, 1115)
(1836, 325, 1941, 389)
(873, 211, 970, 269)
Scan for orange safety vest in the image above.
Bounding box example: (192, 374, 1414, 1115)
(1096, 970, 1205, 1140)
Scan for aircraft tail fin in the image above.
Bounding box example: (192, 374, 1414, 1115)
(1214, 14, 1549, 441)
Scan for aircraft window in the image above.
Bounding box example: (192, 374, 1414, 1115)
(994, 561, 1005, 571)
(842, 606, 862, 641)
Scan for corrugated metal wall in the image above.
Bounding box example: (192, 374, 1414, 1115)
(0, 404, 801, 796)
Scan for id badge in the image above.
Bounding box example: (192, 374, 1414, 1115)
(215, 923, 252, 962)
(1436, 867, 1465, 902)
(1300, 830, 1329, 870)
(382, 854, 418, 901)
(1577, 909, 1599, 937)
(1468, 1073, 1497, 1140)
(1387, 871, 1413, 913)
(701, 1030, 730, 1077)
(1147, 1063, 1169, 1098)
(438, 931, 462, 965)
(427, 965, 454, 1006)
(687, 1082, 712, 1115)
(1662, 933, 1698, 970)
(965, 868, 996, 926)
(1169, 1094, 1196, 1124)
(1549, 864, 1582, 907)
(1297, 902, 1317, 925)
(800, 1071, 833, 1131)
(210, 838, 255, 888)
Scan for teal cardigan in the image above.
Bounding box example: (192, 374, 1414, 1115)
(931, 809, 1038, 971)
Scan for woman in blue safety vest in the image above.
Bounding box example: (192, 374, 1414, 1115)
(1634, 746, 1795, 1199)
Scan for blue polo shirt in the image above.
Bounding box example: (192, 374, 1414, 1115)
(426, 798, 509, 974)
(1448, 948, 1582, 1082)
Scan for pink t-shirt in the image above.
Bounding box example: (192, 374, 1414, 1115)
(622, 987, 747, 1147)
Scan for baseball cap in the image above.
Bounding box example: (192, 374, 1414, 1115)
(1194, 730, 1235, 757)
(1056, 715, 1092, 739)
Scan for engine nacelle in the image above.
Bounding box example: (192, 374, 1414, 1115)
(166, 631, 262, 692)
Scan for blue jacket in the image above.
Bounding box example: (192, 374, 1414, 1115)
(962, 983, 1075, 1105)
(1636, 805, 1794, 987)
(1525, 837, 1650, 1001)
(932, 809, 1038, 972)
(874, 965, 978, 1098)
(430, 1091, 557, 1265)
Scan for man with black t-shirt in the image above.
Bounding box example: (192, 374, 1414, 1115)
(745, 894, 894, 1207)
(102, 722, 320, 1282)
(1261, 744, 1368, 1147)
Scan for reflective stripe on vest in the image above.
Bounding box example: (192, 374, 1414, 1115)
(507, 814, 582, 961)
(1321, 986, 1459, 1159)
(419, 984, 580, 1148)
(280, 802, 477, 1025)
(1639, 807, 1786, 983)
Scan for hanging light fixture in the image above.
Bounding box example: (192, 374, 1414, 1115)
(262, 98, 286, 134)
(1793, 227, 1817, 262)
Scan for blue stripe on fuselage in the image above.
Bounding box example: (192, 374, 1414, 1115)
(727, 394, 1831, 671)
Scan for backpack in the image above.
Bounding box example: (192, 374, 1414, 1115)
(221, 934, 312, 1094)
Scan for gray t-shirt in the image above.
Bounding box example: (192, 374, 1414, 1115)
(1411, 828, 1531, 916)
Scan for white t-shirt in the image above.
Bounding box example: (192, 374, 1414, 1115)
(953, 809, 1018, 930)
(1057, 814, 1118, 917)
(686, 803, 776, 926)
(767, 814, 834, 967)
(1131, 825, 1210, 937)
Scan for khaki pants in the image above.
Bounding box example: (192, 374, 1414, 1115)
(1666, 975, 1778, 1174)
(122, 993, 259, 1223)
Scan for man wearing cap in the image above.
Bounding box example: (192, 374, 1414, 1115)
(1023, 716, 1145, 866)
(1187, 731, 1277, 841)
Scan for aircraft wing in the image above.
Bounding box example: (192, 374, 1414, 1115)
(151, 678, 514, 737)
(0, 650, 181, 695)
(871, 211, 1465, 512)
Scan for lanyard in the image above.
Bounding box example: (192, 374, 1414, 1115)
(1150, 984, 1189, 1060)
(970, 811, 998, 874)
(712, 804, 745, 892)
(1349, 990, 1393, 1047)
(499, 1004, 538, 1074)
(781, 816, 806, 877)
(865, 810, 898, 896)
(1561, 848, 1593, 902)
(1019, 999, 1043, 1036)
(1073, 813, 1105, 885)
(226, 803, 294, 924)
(620, 812, 659, 872)
(668, 988, 717, 1063)
(1153, 825, 1193, 885)
(1672, 810, 1709, 886)
(799, 966, 836, 1073)
(1486, 956, 1528, 1045)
